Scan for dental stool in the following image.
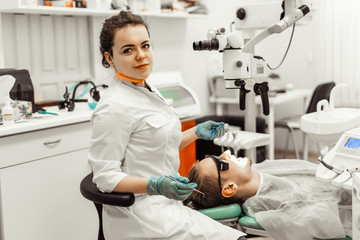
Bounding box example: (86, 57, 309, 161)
(80, 173, 135, 240)
(200, 204, 352, 240)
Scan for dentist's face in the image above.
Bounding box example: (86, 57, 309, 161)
(111, 25, 153, 80)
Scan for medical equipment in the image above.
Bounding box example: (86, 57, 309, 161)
(301, 84, 360, 149)
(300, 84, 360, 190)
(314, 128, 360, 190)
(193, 0, 310, 115)
(164, 175, 205, 197)
(147, 72, 201, 120)
(300, 84, 360, 238)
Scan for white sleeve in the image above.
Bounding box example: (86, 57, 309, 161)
(88, 103, 134, 193)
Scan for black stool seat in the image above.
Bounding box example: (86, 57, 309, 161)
(80, 173, 135, 206)
(80, 173, 135, 240)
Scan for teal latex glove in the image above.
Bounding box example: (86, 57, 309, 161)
(147, 175, 197, 201)
(196, 120, 225, 140)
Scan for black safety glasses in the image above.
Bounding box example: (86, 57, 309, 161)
(204, 155, 229, 199)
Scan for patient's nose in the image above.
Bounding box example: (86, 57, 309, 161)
(219, 152, 227, 160)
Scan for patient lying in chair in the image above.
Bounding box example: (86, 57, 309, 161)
(187, 151, 352, 240)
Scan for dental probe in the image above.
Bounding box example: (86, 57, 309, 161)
(164, 175, 205, 197)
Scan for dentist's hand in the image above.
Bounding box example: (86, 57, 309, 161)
(196, 121, 225, 140)
(147, 175, 197, 201)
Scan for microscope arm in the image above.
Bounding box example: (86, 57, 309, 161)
(242, 0, 309, 53)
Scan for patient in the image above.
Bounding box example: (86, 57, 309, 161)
(187, 151, 352, 240)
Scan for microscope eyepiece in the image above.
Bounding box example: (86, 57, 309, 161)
(193, 39, 219, 51)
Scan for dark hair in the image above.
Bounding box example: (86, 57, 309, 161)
(187, 164, 224, 209)
(187, 163, 244, 209)
(99, 10, 150, 68)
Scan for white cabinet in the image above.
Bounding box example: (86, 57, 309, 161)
(0, 122, 98, 240)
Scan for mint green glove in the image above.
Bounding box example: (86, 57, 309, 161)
(196, 121, 225, 140)
(147, 175, 197, 201)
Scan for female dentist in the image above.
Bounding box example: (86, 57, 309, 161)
(89, 10, 246, 240)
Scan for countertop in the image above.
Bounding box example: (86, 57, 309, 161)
(0, 107, 93, 137)
(0, 105, 199, 137)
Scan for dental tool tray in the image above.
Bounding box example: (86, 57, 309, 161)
(0, 68, 35, 109)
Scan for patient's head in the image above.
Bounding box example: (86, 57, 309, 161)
(187, 152, 253, 209)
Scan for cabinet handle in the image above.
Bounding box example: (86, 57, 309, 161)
(43, 139, 61, 145)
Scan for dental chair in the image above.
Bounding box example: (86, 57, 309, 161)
(199, 204, 352, 240)
(80, 173, 352, 240)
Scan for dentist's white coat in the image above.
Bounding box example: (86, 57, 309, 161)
(89, 77, 244, 240)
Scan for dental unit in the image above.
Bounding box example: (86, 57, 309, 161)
(301, 84, 360, 190)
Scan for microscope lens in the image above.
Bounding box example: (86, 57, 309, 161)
(193, 39, 219, 51)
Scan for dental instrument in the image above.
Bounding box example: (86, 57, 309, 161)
(317, 156, 344, 175)
(164, 175, 205, 197)
(38, 110, 58, 116)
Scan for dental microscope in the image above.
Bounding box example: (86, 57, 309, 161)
(193, 0, 310, 116)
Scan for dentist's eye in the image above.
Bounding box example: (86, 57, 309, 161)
(143, 44, 150, 49)
(123, 48, 133, 54)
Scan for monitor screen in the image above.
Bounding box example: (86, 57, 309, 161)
(344, 137, 360, 149)
(158, 86, 196, 108)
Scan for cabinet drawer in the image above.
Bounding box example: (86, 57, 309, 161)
(0, 122, 91, 168)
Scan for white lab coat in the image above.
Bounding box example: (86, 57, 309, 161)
(89, 77, 245, 240)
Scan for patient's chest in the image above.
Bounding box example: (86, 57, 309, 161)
(244, 173, 342, 211)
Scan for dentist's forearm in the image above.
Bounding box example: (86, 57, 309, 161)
(179, 126, 199, 150)
(113, 176, 148, 193)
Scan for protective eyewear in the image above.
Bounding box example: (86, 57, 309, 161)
(204, 155, 229, 199)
